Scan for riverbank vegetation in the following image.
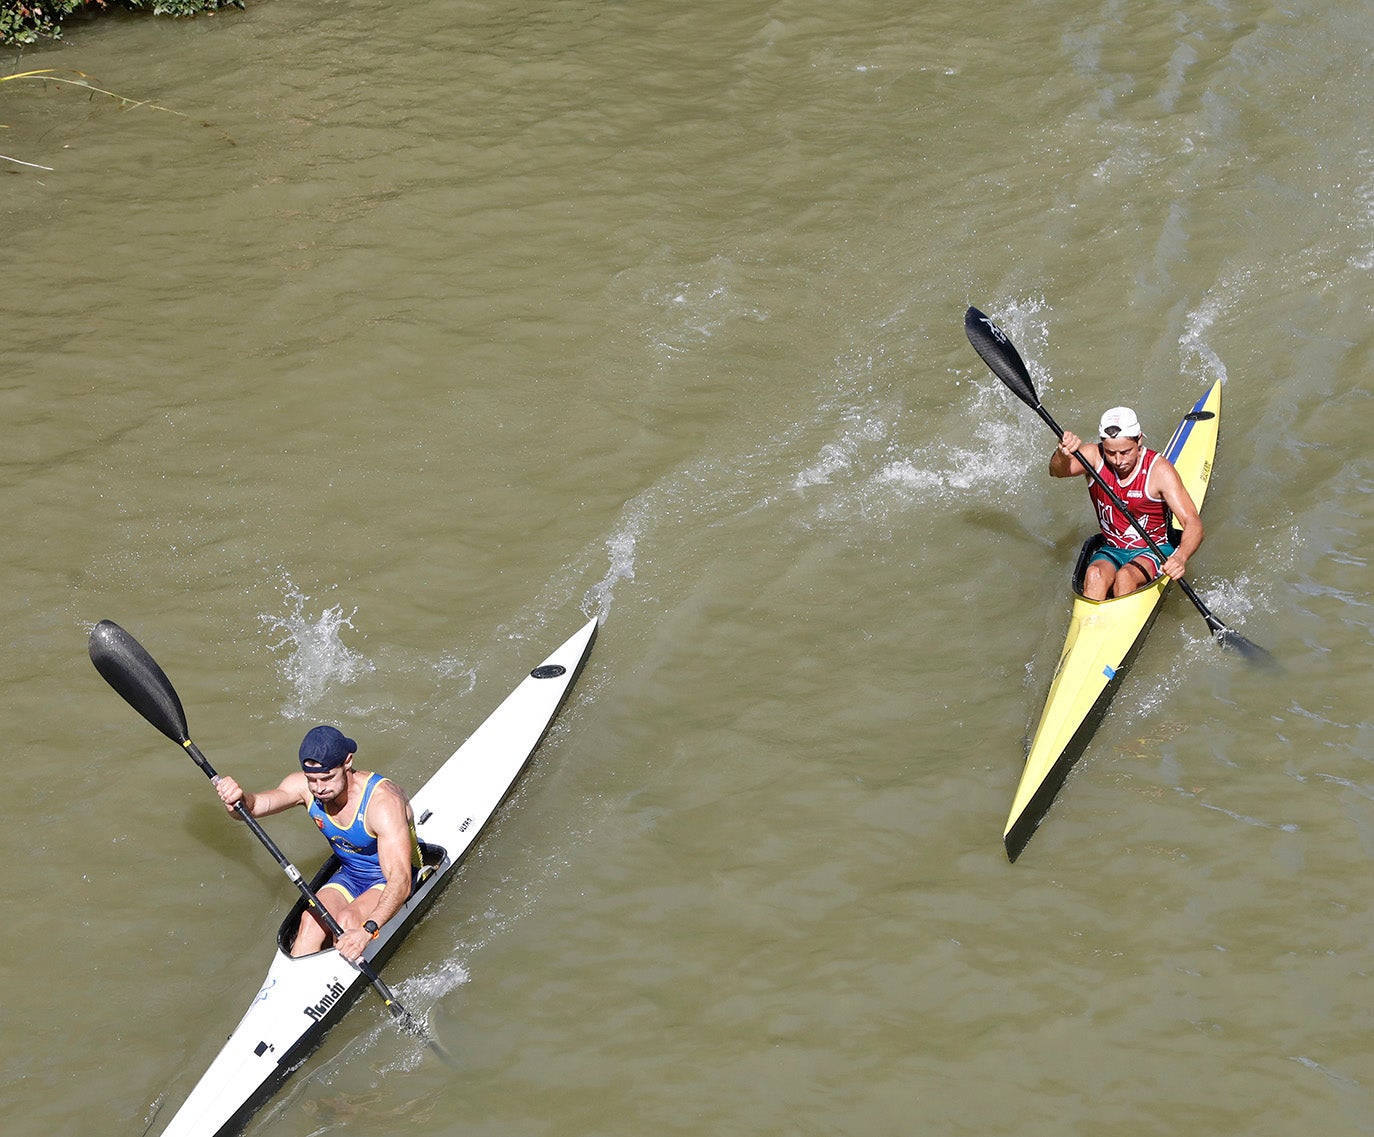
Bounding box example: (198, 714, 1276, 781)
(1, 0, 244, 46)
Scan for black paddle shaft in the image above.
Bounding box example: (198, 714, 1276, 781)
(963, 307, 1276, 667)
(963, 307, 1181, 554)
(87, 620, 444, 1046)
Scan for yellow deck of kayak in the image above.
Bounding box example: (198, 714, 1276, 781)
(1004, 380, 1221, 860)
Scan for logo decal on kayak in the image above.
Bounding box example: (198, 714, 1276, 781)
(253, 979, 277, 1006)
(531, 664, 565, 679)
(304, 979, 347, 1023)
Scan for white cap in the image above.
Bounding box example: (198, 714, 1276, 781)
(1098, 407, 1142, 439)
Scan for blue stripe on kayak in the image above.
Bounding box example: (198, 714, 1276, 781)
(1163, 386, 1212, 463)
(1103, 664, 1117, 680)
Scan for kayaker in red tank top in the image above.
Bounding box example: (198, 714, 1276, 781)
(1087, 448, 1169, 549)
(1050, 405, 1204, 600)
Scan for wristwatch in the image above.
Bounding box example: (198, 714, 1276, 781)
(363, 920, 380, 939)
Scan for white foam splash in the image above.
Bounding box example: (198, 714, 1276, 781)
(1352, 149, 1374, 270)
(525, 296, 1063, 623)
(1179, 290, 1233, 387)
(260, 575, 375, 720)
(638, 256, 767, 364)
(1289, 1054, 1365, 1091)
(793, 297, 1055, 525)
(585, 526, 639, 620)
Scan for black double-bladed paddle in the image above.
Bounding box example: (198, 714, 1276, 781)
(88, 619, 452, 1061)
(963, 306, 1275, 668)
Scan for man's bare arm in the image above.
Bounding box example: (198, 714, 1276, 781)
(364, 783, 415, 928)
(1051, 431, 1097, 478)
(216, 772, 309, 818)
(1152, 458, 1204, 578)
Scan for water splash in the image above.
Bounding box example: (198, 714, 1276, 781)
(794, 297, 1055, 527)
(1351, 148, 1374, 271)
(1289, 1054, 1365, 1092)
(793, 415, 889, 491)
(259, 576, 375, 720)
(585, 526, 638, 620)
(433, 653, 479, 698)
(1179, 289, 1233, 387)
(637, 254, 768, 367)
(521, 295, 1062, 622)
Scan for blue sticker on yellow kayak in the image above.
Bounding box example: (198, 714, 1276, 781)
(1103, 664, 1117, 680)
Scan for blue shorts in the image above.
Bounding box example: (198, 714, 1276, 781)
(1090, 542, 1174, 577)
(321, 862, 421, 903)
(320, 862, 386, 903)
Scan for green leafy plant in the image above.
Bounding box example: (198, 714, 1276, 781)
(1, 0, 245, 47)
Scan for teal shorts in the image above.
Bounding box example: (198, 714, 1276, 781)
(1090, 542, 1174, 576)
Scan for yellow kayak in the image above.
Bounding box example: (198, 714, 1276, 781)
(1004, 380, 1221, 861)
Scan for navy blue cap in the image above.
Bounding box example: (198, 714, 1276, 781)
(299, 725, 356, 772)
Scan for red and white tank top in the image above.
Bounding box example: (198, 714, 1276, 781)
(1087, 448, 1168, 549)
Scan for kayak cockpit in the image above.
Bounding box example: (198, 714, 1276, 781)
(275, 841, 448, 957)
(1070, 525, 1183, 603)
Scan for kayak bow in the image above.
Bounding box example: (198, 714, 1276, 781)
(1004, 382, 1220, 861)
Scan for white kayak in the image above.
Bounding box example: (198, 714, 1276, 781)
(157, 617, 599, 1137)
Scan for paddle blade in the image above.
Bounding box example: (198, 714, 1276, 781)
(964, 306, 1040, 411)
(88, 620, 191, 744)
(1215, 626, 1281, 671)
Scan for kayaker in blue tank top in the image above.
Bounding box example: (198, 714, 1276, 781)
(215, 725, 421, 962)
(308, 770, 397, 895)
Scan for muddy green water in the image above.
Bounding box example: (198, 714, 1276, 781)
(2, 2, 1371, 1135)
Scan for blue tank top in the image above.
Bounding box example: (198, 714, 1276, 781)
(308, 773, 416, 892)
